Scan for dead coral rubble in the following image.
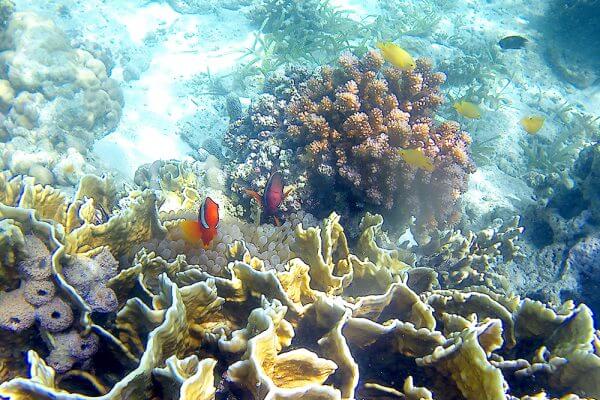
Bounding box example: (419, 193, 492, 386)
(0, 174, 597, 400)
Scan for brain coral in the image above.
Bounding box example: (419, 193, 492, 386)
(0, 12, 123, 186)
(225, 50, 474, 240)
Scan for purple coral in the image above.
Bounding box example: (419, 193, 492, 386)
(87, 286, 117, 313)
(1, 235, 75, 332)
(0, 234, 113, 374)
(16, 235, 52, 281)
(0, 289, 35, 332)
(45, 330, 100, 373)
(22, 279, 55, 306)
(62, 248, 119, 313)
(35, 296, 74, 333)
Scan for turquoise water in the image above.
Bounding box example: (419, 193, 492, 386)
(0, 0, 599, 398)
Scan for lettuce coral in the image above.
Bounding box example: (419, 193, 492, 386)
(0, 174, 598, 400)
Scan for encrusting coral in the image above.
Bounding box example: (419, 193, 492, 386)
(0, 172, 598, 400)
(225, 50, 474, 241)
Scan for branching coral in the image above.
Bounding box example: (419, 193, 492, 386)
(285, 51, 473, 226)
(416, 217, 524, 290)
(226, 51, 474, 239)
(223, 91, 304, 217)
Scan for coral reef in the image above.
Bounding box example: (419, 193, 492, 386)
(226, 51, 474, 240)
(516, 142, 600, 321)
(134, 158, 227, 214)
(0, 12, 123, 186)
(0, 172, 597, 399)
(0, 172, 167, 377)
(0, 234, 103, 374)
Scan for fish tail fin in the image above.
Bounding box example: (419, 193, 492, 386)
(201, 227, 217, 249)
(181, 220, 202, 243)
(273, 215, 281, 227)
(243, 189, 263, 207)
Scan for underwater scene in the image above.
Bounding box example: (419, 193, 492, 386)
(0, 0, 600, 398)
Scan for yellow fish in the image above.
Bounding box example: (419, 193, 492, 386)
(453, 100, 482, 119)
(520, 115, 544, 134)
(376, 42, 416, 71)
(399, 148, 434, 172)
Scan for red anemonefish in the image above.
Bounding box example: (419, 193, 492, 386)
(244, 172, 292, 226)
(181, 197, 219, 248)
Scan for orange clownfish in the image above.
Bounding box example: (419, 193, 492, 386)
(181, 197, 219, 248)
(244, 171, 292, 226)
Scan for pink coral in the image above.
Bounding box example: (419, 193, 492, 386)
(224, 51, 474, 237)
(283, 51, 474, 236)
